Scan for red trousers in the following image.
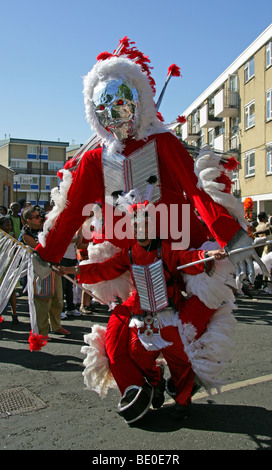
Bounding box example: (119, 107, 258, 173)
(105, 297, 215, 404)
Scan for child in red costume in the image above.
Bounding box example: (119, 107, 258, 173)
(59, 209, 227, 420)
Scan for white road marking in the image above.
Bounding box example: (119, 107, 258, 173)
(164, 373, 272, 404)
(194, 373, 272, 400)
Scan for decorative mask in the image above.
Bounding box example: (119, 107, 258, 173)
(92, 78, 140, 141)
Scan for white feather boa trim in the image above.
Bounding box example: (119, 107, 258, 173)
(177, 303, 237, 394)
(38, 169, 73, 247)
(183, 241, 237, 309)
(81, 324, 118, 398)
(194, 146, 247, 231)
(254, 251, 272, 275)
(83, 56, 168, 155)
(80, 241, 134, 305)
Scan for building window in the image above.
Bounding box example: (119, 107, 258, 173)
(198, 129, 205, 148)
(267, 88, 272, 121)
(27, 145, 37, 160)
(208, 129, 214, 147)
(244, 57, 255, 82)
(10, 159, 27, 169)
(40, 146, 48, 160)
(266, 41, 272, 68)
(245, 101, 255, 129)
(229, 74, 238, 91)
(48, 161, 63, 171)
(267, 144, 272, 175)
(15, 175, 38, 185)
(27, 145, 48, 160)
(244, 150, 255, 177)
(45, 176, 51, 190)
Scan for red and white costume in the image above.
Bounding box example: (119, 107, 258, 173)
(36, 131, 242, 264)
(79, 238, 237, 405)
(31, 37, 266, 419)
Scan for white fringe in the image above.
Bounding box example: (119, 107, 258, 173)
(0, 244, 29, 314)
(0, 231, 38, 334)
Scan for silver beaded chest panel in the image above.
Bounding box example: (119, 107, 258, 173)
(131, 259, 169, 313)
(102, 139, 161, 205)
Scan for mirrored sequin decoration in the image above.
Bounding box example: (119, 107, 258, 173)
(131, 259, 168, 313)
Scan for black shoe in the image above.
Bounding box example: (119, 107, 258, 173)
(118, 383, 154, 424)
(171, 403, 191, 420)
(166, 377, 202, 399)
(165, 377, 176, 398)
(152, 377, 166, 409)
(12, 316, 19, 324)
(191, 381, 202, 397)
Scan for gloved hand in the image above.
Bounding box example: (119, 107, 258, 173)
(224, 229, 270, 290)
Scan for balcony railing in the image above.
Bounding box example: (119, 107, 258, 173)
(10, 167, 59, 176)
(214, 88, 239, 118)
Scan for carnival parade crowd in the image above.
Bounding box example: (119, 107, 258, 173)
(1, 198, 271, 333)
(0, 198, 99, 333)
(1, 36, 272, 424)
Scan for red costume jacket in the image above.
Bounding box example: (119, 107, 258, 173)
(35, 132, 241, 264)
(77, 239, 210, 316)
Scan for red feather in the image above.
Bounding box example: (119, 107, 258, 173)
(97, 51, 113, 61)
(156, 111, 165, 122)
(167, 64, 181, 77)
(243, 197, 254, 212)
(216, 172, 233, 194)
(177, 115, 187, 124)
(28, 331, 48, 352)
(221, 156, 240, 171)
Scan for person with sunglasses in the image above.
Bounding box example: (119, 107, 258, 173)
(20, 205, 70, 338)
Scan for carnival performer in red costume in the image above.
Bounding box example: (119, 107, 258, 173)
(59, 204, 232, 422)
(35, 36, 264, 275)
(35, 37, 269, 422)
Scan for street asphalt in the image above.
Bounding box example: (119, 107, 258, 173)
(0, 285, 272, 456)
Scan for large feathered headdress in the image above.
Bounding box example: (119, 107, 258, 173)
(83, 36, 168, 154)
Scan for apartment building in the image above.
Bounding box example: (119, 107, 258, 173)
(0, 164, 14, 207)
(0, 138, 69, 206)
(176, 24, 272, 216)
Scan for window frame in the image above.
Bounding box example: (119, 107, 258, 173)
(244, 149, 255, 177)
(266, 143, 272, 175)
(244, 56, 255, 83)
(266, 88, 272, 122)
(245, 100, 255, 130)
(266, 41, 272, 68)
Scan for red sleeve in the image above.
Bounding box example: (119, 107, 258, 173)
(162, 242, 207, 275)
(35, 149, 104, 264)
(76, 248, 130, 284)
(157, 133, 241, 248)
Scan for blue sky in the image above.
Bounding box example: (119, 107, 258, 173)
(0, 0, 271, 146)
